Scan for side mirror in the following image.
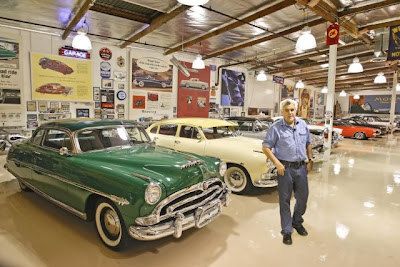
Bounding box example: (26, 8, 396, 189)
(59, 147, 71, 156)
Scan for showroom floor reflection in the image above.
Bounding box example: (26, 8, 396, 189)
(1, 134, 400, 267)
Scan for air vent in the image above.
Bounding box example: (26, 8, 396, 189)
(370, 57, 386, 63)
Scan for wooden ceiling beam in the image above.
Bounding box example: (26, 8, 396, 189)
(339, 0, 400, 17)
(90, 4, 151, 24)
(120, 5, 190, 48)
(62, 0, 96, 40)
(164, 0, 295, 55)
(335, 86, 391, 91)
(359, 18, 400, 35)
(307, 67, 391, 83)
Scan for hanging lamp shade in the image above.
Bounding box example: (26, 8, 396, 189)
(374, 72, 386, 84)
(256, 70, 267, 81)
(353, 94, 360, 99)
(72, 28, 92, 51)
(192, 54, 205, 69)
(321, 86, 328, 93)
(295, 80, 305, 89)
(348, 57, 363, 73)
(339, 90, 346, 97)
(178, 0, 209, 6)
(296, 26, 317, 51)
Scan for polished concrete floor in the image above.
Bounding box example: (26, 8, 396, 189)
(1, 135, 400, 267)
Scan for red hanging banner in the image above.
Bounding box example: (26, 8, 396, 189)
(326, 23, 340, 46)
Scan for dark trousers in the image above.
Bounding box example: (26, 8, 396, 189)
(277, 164, 309, 235)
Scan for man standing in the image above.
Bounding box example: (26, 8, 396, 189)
(262, 99, 313, 245)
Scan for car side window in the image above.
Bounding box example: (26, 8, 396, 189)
(31, 129, 45, 145)
(179, 126, 200, 139)
(150, 125, 158, 134)
(159, 124, 178, 136)
(239, 122, 252, 132)
(43, 129, 72, 150)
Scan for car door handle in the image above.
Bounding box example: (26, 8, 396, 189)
(174, 140, 181, 144)
(15, 162, 21, 167)
(33, 169, 42, 175)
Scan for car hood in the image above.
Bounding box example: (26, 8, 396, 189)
(77, 144, 213, 195)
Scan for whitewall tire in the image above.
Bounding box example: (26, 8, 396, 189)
(95, 198, 128, 251)
(224, 165, 252, 194)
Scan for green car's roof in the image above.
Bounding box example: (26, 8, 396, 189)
(41, 119, 141, 132)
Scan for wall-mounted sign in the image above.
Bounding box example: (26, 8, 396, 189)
(99, 47, 112, 61)
(326, 23, 340, 46)
(388, 24, 400, 61)
(273, 75, 284, 84)
(59, 46, 90, 59)
(100, 61, 111, 78)
(117, 90, 127, 100)
(117, 56, 125, 67)
(136, 57, 170, 72)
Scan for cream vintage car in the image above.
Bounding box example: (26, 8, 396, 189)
(147, 118, 277, 194)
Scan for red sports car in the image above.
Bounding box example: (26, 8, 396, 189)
(39, 57, 74, 75)
(36, 83, 73, 96)
(319, 121, 380, 140)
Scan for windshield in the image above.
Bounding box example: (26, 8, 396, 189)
(125, 126, 151, 143)
(202, 126, 238, 139)
(77, 127, 131, 152)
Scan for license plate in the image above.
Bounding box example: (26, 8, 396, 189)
(195, 201, 221, 228)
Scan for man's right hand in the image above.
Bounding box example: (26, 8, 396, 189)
(276, 161, 285, 176)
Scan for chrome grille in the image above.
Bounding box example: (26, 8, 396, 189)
(152, 179, 224, 224)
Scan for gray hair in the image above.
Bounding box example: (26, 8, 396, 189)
(280, 99, 298, 111)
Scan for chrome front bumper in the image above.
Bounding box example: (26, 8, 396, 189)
(129, 189, 230, 241)
(254, 177, 278, 187)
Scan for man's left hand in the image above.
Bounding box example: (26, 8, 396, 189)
(307, 161, 313, 173)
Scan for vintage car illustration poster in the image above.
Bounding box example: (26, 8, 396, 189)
(131, 57, 173, 92)
(31, 52, 92, 101)
(133, 95, 146, 109)
(101, 90, 114, 109)
(298, 88, 311, 119)
(221, 69, 245, 107)
(349, 95, 400, 114)
(177, 61, 210, 118)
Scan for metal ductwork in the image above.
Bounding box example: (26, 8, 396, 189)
(371, 28, 389, 62)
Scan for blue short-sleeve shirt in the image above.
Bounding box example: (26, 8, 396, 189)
(262, 117, 311, 162)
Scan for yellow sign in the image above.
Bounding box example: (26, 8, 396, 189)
(328, 28, 338, 38)
(31, 52, 92, 101)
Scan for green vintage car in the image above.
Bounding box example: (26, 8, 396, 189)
(5, 119, 230, 250)
(0, 44, 17, 60)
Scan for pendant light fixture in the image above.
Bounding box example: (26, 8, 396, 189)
(396, 83, 400, 91)
(72, 19, 92, 51)
(374, 72, 386, 83)
(178, 0, 209, 6)
(353, 94, 360, 99)
(321, 85, 328, 93)
(348, 57, 363, 73)
(296, 26, 317, 51)
(256, 70, 267, 81)
(192, 54, 205, 69)
(339, 90, 346, 97)
(295, 80, 305, 89)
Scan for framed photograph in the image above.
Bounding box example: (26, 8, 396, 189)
(241, 112, 246, 116)
(93, 87, 100, 101)
(76, 109, 89, 118)
(101, 79, 114, 89)
(27, 114, 37, 121)
(50, 102, 59, 112)
(27, 101, 37, 112)
(61, 103, 70, 113)
(117, 104, 125, 113)
(95, 102, 101, 109)
(117, 114, 125, 119)
(107, 114, 115, 119)
(118, 83, 125, 90)
(27, 120, 39, 129)
(38, 101, 47, 112)
(223, 107, 230, 116)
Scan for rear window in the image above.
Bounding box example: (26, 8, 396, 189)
(179, 126, 200, 139)
(43, 129, 72, 150)
(159, 124, 178, 136)
(150, 125, 158, 134)
(31, 129, 45, 145)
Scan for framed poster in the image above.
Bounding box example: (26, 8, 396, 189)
(76, 108, 89, 118)
(117, 104, 125, 113)
(101, 90, 115, 109)
(95, 102, 101, 109)
(61, 103, 70, 113)
(223, 107, 230, 116)
(118, 83, 125, 90)
(27, 101, 37, 111)
(114, 71, 126, 82)
(117, 114, 125, 119)
(50, 102, 59, 112)
(27, 114, 37, 121)
(101, 79, 114, 89)
(38, 101, 47, 112)
(221, 69, 245, 106)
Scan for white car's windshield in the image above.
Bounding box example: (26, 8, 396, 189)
(202, 126, 238, 139)
(77, 127, 131, 152)
(125, 126, 151, 143)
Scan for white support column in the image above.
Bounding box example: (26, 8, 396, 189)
(323, 44, 338, 161)
(389, 70, 398, 135)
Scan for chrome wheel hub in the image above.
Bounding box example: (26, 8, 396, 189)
(229, 171, 244, 188)
(104, 209, 120, 236)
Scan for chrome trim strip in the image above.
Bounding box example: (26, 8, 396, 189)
(131, 172, 151, 182)
(180, 160, 205, 170)
(5, 167, 87, 220)
(8, 159, 130, 206)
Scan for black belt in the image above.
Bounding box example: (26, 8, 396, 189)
(279, 160, 305, 168)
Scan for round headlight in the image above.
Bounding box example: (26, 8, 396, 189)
(219, 161, 227, 177)
(145, 183, 162, 205)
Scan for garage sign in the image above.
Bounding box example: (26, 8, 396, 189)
(326, 23, 340, 46)
(99, 47, 112, 61)
(388, 24, 400, 61)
